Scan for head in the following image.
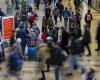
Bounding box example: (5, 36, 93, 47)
(88, 10, 91, 13)
(46, 37, 53, 44)
(65, 7, 68, 10)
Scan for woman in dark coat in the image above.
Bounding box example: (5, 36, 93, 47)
(95, 21, 100, 51)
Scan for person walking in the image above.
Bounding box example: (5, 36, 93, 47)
(66, 33, 86, 76)
(85, 10, 93, 29)
(82, 24, 91, 56)
(52, 7, 59, 25)
(56, 1, 64, 22)
(60, 27, 70, 55)
(95, 21, 100, 51)
(16, 25, 27, 56)
(34, 0, 40, 10)
(76, 9, 82, 29)
(63, 7, 70, 28)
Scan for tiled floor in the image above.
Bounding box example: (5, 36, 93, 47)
(0, 0, 100, 80)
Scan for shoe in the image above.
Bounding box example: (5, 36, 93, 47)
(66, 73, 73, 76)
(95, 49, 100, 51)
(39, 78, 45, 80)
(81, 69, 86, 74)
(86, 54, 91, 56)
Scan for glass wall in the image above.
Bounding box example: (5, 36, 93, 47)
(83, 0, 100, 12)
(92, 0, 100, 11)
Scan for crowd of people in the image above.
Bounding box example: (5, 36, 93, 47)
(0, 0, 100, 80)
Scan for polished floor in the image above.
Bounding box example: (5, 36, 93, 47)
(0, 0, 100, 80)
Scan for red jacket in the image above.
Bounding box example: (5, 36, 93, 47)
(29, 15, 36, 25)
(41, 32, 46, 41)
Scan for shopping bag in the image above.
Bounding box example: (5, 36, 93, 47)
(25, 45, 28, 56)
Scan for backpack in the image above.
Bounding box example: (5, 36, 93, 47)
(86, 14, 92, 21)
(53, 9, 58, 16)
(64, 11, 70, 19)
(48, 45, 66, 66)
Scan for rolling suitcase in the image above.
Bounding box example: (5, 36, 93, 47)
(28, 47, 37, 61)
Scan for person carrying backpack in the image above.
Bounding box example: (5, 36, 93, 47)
(85, 10, 93, 29)
(63, 7, 70, 28)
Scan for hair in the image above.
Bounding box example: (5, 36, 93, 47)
(88, 10, 91, 13)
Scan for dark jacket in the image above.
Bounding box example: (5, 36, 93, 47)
(70, 38, 83, 55)
(16, 27, 27, 46)
(47, 44, 66, 66)
(96, 24, 100, 41)
(82, 27, 91, 45)
(61, 30, 70, 45)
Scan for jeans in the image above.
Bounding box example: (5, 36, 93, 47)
(55, 66, 61, 80)
(64, 19, 68, 28)
(54, 16, 58, 25)
(67, 55, 85, 74)
(83, 44, 91, 55)
(21, 45, 26, 56)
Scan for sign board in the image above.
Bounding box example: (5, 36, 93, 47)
(2, 16, 14, 40)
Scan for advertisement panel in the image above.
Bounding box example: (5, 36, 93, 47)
(2, 16, 14, 40)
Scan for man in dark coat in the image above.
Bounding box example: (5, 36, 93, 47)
(95, 22, 100, 51)
(60, 27, 70, 55)
(34, 0, 40, 10)
(82, 24, 91, 56)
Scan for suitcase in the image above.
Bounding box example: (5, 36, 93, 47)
(28, 47, 37, 61)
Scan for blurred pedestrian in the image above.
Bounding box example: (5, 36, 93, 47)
(34, 0, 40, 10)
(85, 10, 93, 29)
(66, 34, 86, 76)
(63, 7, 70, 28)
(56, 1, 64, 21)
(82, 24, 91, 56)
(16, 25, 27, 56)
(52, 7, 59, 25)
(85, 68, 96, 80)
(95, 21, 100, 51)
(60, 27, 70, 55)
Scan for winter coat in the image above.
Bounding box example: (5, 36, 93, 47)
(16, 27, 27, 46)
(32, 24, 40, 36)
(61, 30, 70, 45)
(41, 32, 46, 42)
(70, 38, 84, 55)
(82, 27, 91, 45)
(63, 9, 70, 19)
(85, 13, 93, 23)
(96, 24, 100, 41)
(46, 44, 66, 66)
